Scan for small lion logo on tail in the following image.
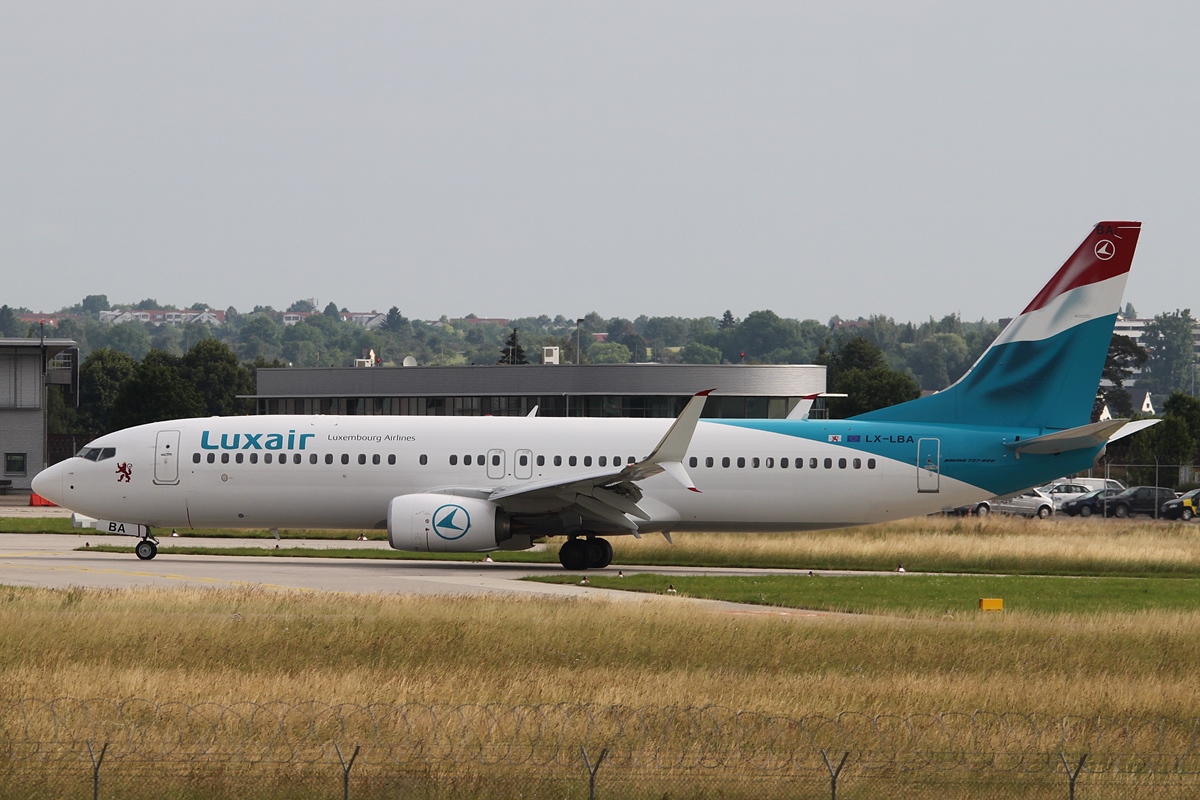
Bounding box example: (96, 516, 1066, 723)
(115, 463, 132, 483)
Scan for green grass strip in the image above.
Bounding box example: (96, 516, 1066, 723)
(528, 573, 1200, 615)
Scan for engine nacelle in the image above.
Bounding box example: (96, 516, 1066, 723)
(388, 494, 512, 552)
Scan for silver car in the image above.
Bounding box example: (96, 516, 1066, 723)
(972, 488, 1054, 519)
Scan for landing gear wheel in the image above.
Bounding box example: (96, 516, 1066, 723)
(135, 540, 158, 561)
(586, 538, 614, 570)
(1079, 506, 1092, 518)
(558, 539, 590, 571)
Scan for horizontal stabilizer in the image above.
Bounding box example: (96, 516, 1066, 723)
(1105, 418, 1161, 443)
(1004, 419, 1150, 456)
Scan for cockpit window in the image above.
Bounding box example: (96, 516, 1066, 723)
(77, 447, 117, 462)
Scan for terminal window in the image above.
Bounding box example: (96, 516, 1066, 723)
(4, 453, 26, 475)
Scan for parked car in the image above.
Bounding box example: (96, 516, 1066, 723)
(1103, 486, 1178, 518)
(969, 489, 1055, 519)
(1060, 488, 1123, 517)
(1161, 488, 1200, 521)
(1040, 482, 1093, 510)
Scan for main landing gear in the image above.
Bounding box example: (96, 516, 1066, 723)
(558, 537, 613, 571)
(134, 533, 159, 561)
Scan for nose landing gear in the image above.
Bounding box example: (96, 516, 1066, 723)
(134, 534, 159, 560)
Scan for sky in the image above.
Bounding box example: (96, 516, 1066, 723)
(2, 2, 1197, 324)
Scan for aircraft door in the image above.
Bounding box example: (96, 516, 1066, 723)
(514, 449, 533, 480)
(153, 430, 181, 485)
(917, 438, 940, 493)
(487, 449, 506, 480)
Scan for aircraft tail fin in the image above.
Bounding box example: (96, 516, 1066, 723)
(853, 221, 1141, 431)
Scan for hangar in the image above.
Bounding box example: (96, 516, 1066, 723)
(251, 363, 827, 420)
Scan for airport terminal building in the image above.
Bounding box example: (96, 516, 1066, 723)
(251, 363, 827, 420)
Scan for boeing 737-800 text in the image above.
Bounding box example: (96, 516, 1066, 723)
(34, 222, 1148, 569)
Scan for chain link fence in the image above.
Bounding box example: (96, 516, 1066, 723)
(5, 700, 1200, 798)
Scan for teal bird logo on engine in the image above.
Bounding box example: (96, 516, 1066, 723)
(432, 504, 471, 540)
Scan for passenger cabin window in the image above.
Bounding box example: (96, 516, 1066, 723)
(737, 457, 745, 468)
(265, 453, 273, 464)
(537, 455, 545, 467)
(752, 457, 760, 468)
(236, 453, 244, 464)
(325, 454, 333, 464)
(310, 454, 318, 464)
(193, 453, 201, 464)
(358, 454, 366, 465)
(450, 455, 458, 466)
(705, 457, 714, 468)
(689, 457, 698, 468)
(388, 455, 396, 465)
(868, 458, 877, 469)
(824, 458, 833, 469)
(569, 456, 577, 467)
(419, 454, 428, 465)
(809, 458, 818, 469)
(221, 453, 229, 464)
(722, 457, 730, 468)
(584, 456, 592, 467)
(554, 456, 562, 466)
(780, 457, 788, 468)
(250, 453, 258, 464)
(491, 454, 501, 466)
(341, 454, 349, 465)
(598, 456, 607, 467)
(207, 453, 216, 464)
(520, 454, 529, 467)
(372, 454, 380, 465)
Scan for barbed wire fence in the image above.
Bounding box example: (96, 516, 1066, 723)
(6, 701, 1200, 798)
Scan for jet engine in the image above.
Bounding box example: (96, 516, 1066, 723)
(388, 494, 512, 552)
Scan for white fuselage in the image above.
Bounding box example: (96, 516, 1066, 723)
(36, 414, 1000, 538)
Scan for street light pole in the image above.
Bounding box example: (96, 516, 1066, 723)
(576, 319, 585, 365)
(40, 321, 48, 471)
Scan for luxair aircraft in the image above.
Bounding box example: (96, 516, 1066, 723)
(34, 222, 1152, 570)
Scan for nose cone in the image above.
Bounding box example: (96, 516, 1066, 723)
(31, 462, 64, 506)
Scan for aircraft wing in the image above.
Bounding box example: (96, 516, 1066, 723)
(483, 390, 714, 531)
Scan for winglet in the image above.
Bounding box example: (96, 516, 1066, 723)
(615, 390, 712, 492)
(645, 390, 713, 463)
(786, 392, 849, 420)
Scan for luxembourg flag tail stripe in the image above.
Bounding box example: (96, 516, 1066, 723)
(853, 222, 1141, 431)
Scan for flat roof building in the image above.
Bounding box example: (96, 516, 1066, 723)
(1, 338, 78, 491)
(252, 363, 827, 420)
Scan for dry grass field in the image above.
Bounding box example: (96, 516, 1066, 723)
(603, 514, 1200, 575)
(3, 579, 1200, 723)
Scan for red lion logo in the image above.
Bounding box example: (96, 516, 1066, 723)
(115, 463, 132, 483)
